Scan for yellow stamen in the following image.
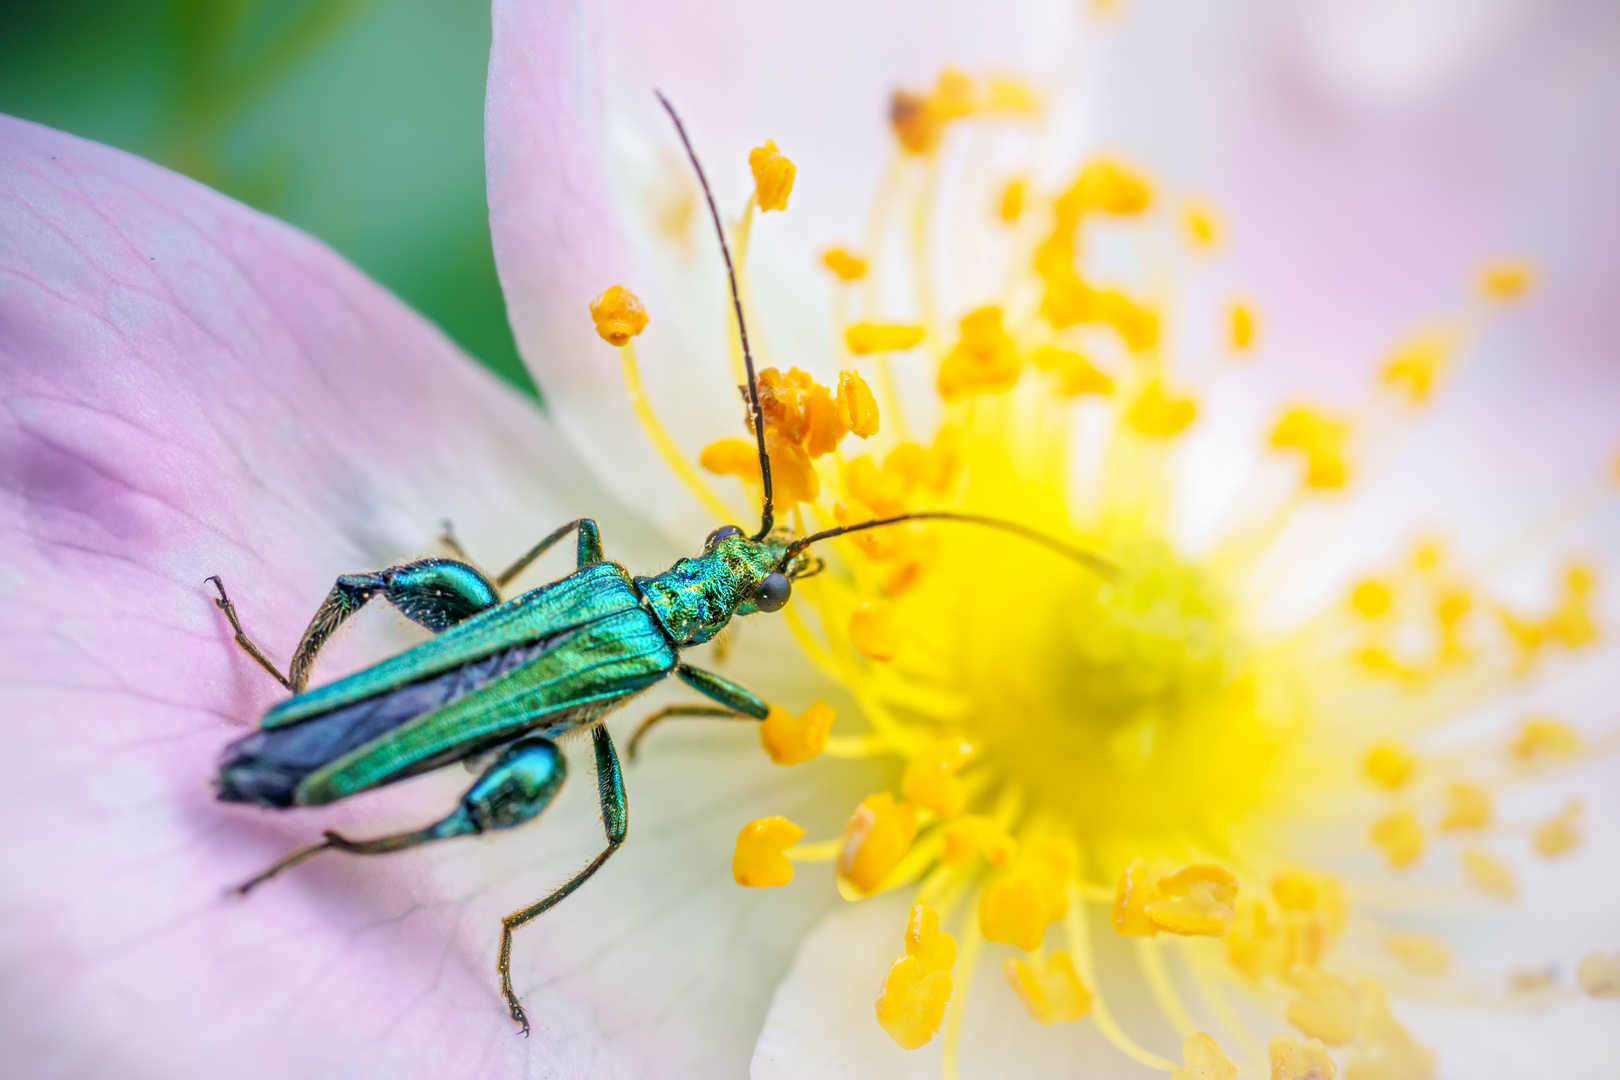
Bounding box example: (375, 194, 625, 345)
(1268, 1033, 1338, 1080)
(1270, 407, 1349, 489)
(838, 792, 918, 894)
(1344, 981, 1434, 1080)
(821, 246, 868, 282)
(1031, 345, 1115, 396)
(1351, 579, 1392, 618)
(1382, 328, 1454, 404)
(1510, 716, 1581, 762)
(1146, 864, 1238, 936)
(941, 815, 1017, 869)
(875, 901, 956, 1049)
(850, 601, 901, 661)
(901, 738, 974, 816)
(618, 342, 738, 524)
(588, 284, 649, 346)
(837, 370, 880, 438)
(1285, 968, 1359, 1045)
(1439, 782, 1490, 831)
(1184, 201, 1220, 248)
(1479, 258, 1534, 300)
(1004, 950, 1092, 1024)
(984, 75, 1040, 115)
(1578, 951, 1620, 998)
(1173, 1033, 1238, 1080)
(980, 870, 1049, 950)
(748, 140, 795, 212)
(1111, 857, 1159, 936)
(1227, 895, 1285, 979)
(1387, 933, 1452, 977)
(732, 816, 805, 887)
(759, 702, 835, 766)
(1060, 159, 1153, 215)
(845, 322, 926, 354)
(999, 178, 1026, 222)
(700, 438, 762, 481)
(1126, 380, 1198, 437)
(1533, 797, 1582, 857)
(1371, 810, 1423, 868)
(938, 306, 1021, 401)
(1461, 849, 1517, 899)
(1364, 743, 1414, 790)
(1231, 302, 1257, 351)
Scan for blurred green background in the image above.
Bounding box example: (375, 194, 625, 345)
(0, 0, 536, 397)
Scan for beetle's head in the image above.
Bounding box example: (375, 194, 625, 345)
(701, 524, 819, 618)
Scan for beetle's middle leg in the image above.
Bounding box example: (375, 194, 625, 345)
(499, 724, 626, 1036)
(234, 735, 567, 895)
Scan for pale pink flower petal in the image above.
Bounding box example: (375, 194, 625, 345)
(0, 115, 854, 1079)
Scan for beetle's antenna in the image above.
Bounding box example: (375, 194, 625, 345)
(779, 512, 1117, 579)
(656, 91, 775, 540)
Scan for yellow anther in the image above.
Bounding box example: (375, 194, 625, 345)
(1546, 561, 1598, 647)
(1461, 849, 1516, 899)
(849, 600, 901, 662)
(1031, 345, 1114, 396)
(837, 370, 879, 438)
(890, 89, 943, 154)
(1231, 302, 1257, 351)
(1286, 968, 1360, 1045)
(1005, 951, 1093, 1025)
(759, 702, 835, 766)
(1479, 259, 1534, 300)
(1533, 797, 1582, 857)
(901, 738, 974, 817)
(941, 815, 1018, 869)
(1439, 782, 1490, 831)
(1411, 539, 1444, 572)
(1351, 580, 1392, 618)
(1344, 981, 1434, 1080)
(938, 306, 1021, 401)
(732, 816, 804, 887)
(1268, 1034, 1338, 1080)
(1364, 743, 1414, 790)
(1272, 871, 1319, 911)
(1382, 328, 1453, 404)
(984, 75, 1041, 115)
(1184, 201, 1220, 248)
(1058, 158, 1153, 216)
(1095, 289, 1160, 351)
(1171, 1033, 1238, 1080)
(588, 284, 649, 346)
(1510, 716, 1581, 762)
(1387, 933, 1452, 976)
(1111, 856, 1159, 936)
(1370, 810, 1423, 868)
(846, 456, 907, 516)
(875, 901, 956, 1049)
(766, 429, 819, 504)
(700, 437, 762, 481)
(838, 792, 918, 895)
(801, 387, 846, 459)
(1227, 896, 1285, 979)
(1126, 380, 1198, 437)
(931, 68, 977, 120)
(1270, 407, 1349, 489)
(845, 322, 926, 354)
(1578, 951, 1620, 998)
(747, 139, 795, 212)
(756, 366, 814, 442)
(1025, 837, 1078, 920)
(821, 247, 868, 282)
(1146, 864, 1239, 936)
(999, 177, 1027, 221)
(979, 870, 1049, 950)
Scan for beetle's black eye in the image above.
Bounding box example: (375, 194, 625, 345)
(754, 572, 791, 612)
(706, 525, 743, 547)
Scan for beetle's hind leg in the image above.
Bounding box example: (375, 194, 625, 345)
(499, 725, 626, 1036)
(626, 704, 752, 760)
(232, 735, 568, 896)
(207, 576, 294, 690)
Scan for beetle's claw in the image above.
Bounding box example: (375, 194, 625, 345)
(511, 1004, 531, 1036)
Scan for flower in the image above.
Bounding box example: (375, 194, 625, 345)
(3, 3, 1619, 1080)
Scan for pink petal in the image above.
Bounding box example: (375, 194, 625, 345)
(0, 116, 854, 1078)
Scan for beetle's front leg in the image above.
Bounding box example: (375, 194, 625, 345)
(675, 663, 770, 718)
(233, 735, 567, 895)
(498, 724, 626, 1036)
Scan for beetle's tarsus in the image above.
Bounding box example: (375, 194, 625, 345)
(207, 575, 295, 691)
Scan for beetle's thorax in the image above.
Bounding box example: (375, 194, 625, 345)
(635, 535, 784, 646)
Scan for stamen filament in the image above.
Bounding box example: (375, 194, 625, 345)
(940, 907, 984, 1080)
(618, 341, 739, 524)
(1063, 889, 1178, 1072)
(786, 838, 843, 862)
(1135, 938, 1199, 1038)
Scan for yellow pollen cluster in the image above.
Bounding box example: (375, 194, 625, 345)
(1112, 859, 1238, 937)
(760, 702, 835, 765)
(1381, 328, 1454, 404)
(1271, 407, 1350, 488)
(1173, 1033, 1238, 1080)
(1230, 302, 1257, 351)
(938, 306, 1020, 400)
(1364, 742, 1414, 789)
(1031, 345, 1114, 397)
(887, 69, 1035, 155)
(979, 837, 1076, 950)
(748, 139, 795, 212)
(732, 816, 804, 887)
(845, 322, 925, 353)
(1479, 259, 1535, 300)
(838, 792, 918, 895)
(900, 738, 974, 816)
(875, 902, 956, 1048)
(1004, 950, 1092, 1024)
(1268, 1034, 1337, 1080)
(588, 284, 649, 346)
(821, 247, 868, 282)
(1184, 201, 1220, 248)
(1226, 870, 1346, 978)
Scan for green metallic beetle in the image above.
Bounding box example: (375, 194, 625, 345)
(211, 94, 1110, 1035)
